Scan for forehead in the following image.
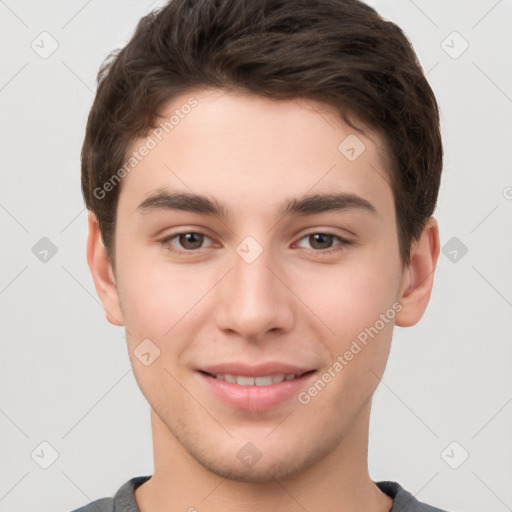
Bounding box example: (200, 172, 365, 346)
(118, 88, 394, 221)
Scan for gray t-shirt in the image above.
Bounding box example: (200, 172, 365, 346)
(70, 475, 450, 511)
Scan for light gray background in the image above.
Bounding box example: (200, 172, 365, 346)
(1, 1, 511, 511)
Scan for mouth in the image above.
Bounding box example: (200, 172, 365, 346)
(196, 366, 317, 411)
(199, 370, 314, 386)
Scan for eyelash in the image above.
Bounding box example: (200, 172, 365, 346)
(159, 231, 351, 257)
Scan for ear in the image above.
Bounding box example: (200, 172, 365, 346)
(86, 212, 124, 326)
(395, 217, 440, 327)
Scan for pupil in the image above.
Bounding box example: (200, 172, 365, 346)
(180, 233, 202, 249)
(312, 233, 332, 249)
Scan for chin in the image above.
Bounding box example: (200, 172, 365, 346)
(182, 433, 329, 485)
(197, 453, 311, 484)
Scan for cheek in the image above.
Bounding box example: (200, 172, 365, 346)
(116, 252, 221, 347)
(116, 259, 182, 337)
(307, 268, 396, 411)
(304, 257, 399, 340)
(116, 262, 203, 394)
(300, 251, 399, 400)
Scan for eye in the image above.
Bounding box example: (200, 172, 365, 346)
(159, 230, 351, 257)
(295, 232, 350, 255)
(160, 232, 214, 255)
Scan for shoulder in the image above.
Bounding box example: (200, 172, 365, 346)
(70, 497, 114, 512)
(377, 481, 451, 512)
(68, 475, 151, 512)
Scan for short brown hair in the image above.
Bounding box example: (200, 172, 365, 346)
(81, 0, 442, 269)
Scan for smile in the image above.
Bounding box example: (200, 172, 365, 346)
(198, 369, 317, 411)
(204, 372, 308, 386)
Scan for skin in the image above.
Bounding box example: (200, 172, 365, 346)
(88, 88, 440, 512)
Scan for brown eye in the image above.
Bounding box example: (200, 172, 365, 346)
(160, 231, 214, 255)
(295, 232, 350, 257)
(308, 233, 335, 250)
(178, 232, 204, 250)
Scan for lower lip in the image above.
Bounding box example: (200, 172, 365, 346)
(198, 371, 316, 412)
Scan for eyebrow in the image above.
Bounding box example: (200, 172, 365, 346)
(137, 190, 377, 218)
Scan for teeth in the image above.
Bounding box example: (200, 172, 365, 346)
(212, 373, 298, 385)
(272, 373, 286, 384)
(237, 375, 256, 386)
(255, 376, 273, 386)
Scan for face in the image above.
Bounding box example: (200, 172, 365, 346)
(94, 89, 414, 482)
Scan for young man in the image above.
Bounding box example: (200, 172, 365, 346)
(76, 0, 448, 510)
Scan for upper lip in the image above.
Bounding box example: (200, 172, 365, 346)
(199, 362, 316, 377)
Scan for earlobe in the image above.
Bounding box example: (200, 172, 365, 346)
(86, 212, 124, 326)
(395, 217, 440, 327)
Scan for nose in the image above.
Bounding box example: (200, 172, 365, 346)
(214, 241, 295, 342)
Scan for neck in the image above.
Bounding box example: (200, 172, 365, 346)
(135, 403, 393, 512)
